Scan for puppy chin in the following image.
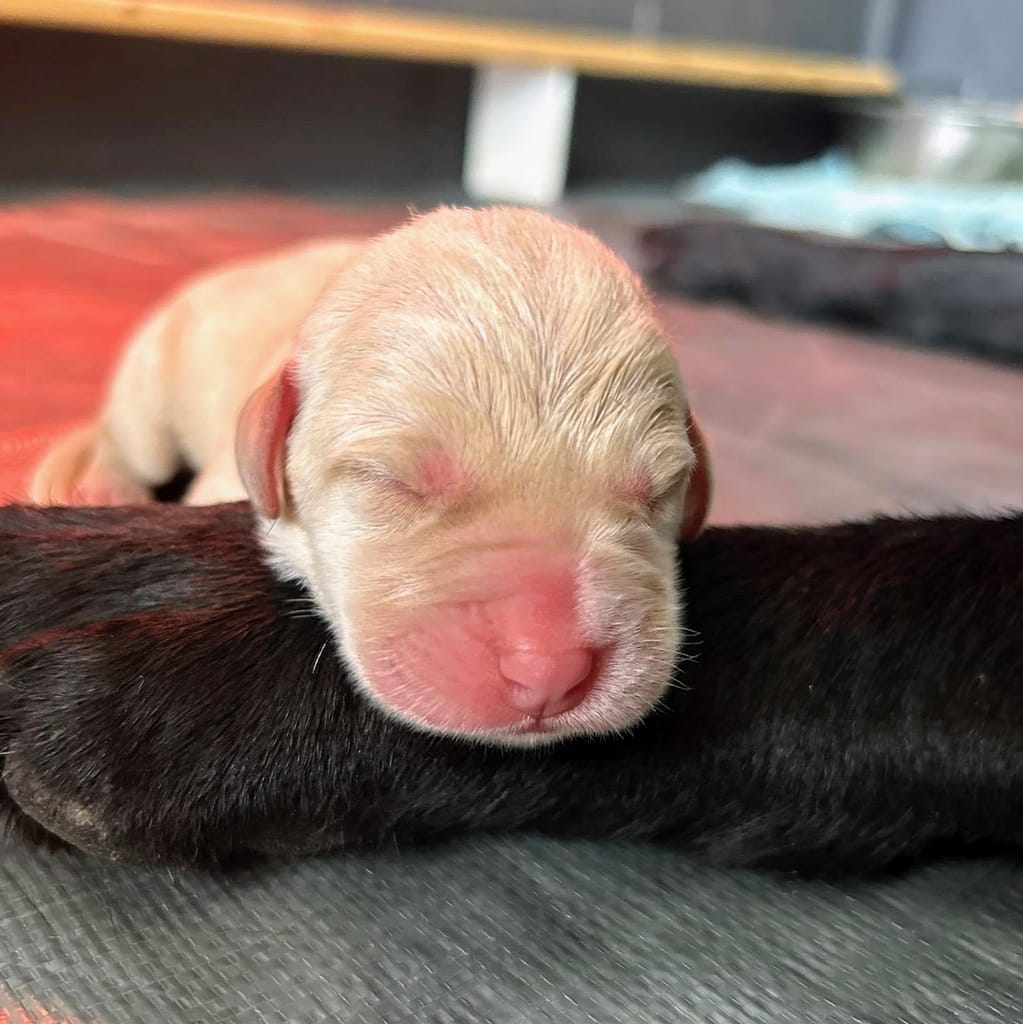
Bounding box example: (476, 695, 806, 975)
(351, 696, 645, 749)
(466, 714, 645, 749)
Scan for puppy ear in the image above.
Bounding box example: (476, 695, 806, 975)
(680, 413, 712, 540)
(235, 362, 299, 520)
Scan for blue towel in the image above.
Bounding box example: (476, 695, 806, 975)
(679, 151, 1023, 252)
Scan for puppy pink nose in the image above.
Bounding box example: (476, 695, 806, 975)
(500, 647, 595, 718)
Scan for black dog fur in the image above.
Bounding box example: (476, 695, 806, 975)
(639, 218, 1023, 366)
(0, 502, 1021, 875)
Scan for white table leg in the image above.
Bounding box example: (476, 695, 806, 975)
(462, 64, 578, 207)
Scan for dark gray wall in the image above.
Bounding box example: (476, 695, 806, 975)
(889, 0, 1023, 102)
(318, 0, 1023, 102)
(0, 25, 839, 195)
(338, 0, 880, 57)
(0, 26, 471, 195)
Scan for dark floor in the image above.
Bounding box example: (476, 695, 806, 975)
(0, 191, 1020, 525)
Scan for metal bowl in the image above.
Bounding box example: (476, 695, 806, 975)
(846, 99, 1023, 184)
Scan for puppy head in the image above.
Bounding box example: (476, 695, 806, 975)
(237, 206, 711, 746)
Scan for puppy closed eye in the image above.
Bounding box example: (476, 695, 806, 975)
(337, 459, 427, 506)
(620, 466, 689, 519)
(338, 449, 468, 509)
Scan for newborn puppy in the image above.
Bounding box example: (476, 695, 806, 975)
(29, 206, 712, 746)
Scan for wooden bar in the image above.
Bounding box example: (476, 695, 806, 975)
(0, 0, 898, 96)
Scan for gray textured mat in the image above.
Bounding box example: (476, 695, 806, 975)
(3, 836, 1023, 1023)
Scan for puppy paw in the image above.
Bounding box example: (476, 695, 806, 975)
(29, 426, 154, 508)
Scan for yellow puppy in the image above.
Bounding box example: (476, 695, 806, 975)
(32, 206, 712, 746)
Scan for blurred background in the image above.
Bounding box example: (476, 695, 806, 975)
(0, 0, 1020, 521)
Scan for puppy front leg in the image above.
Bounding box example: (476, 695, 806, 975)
(182, 433, 248, 506)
